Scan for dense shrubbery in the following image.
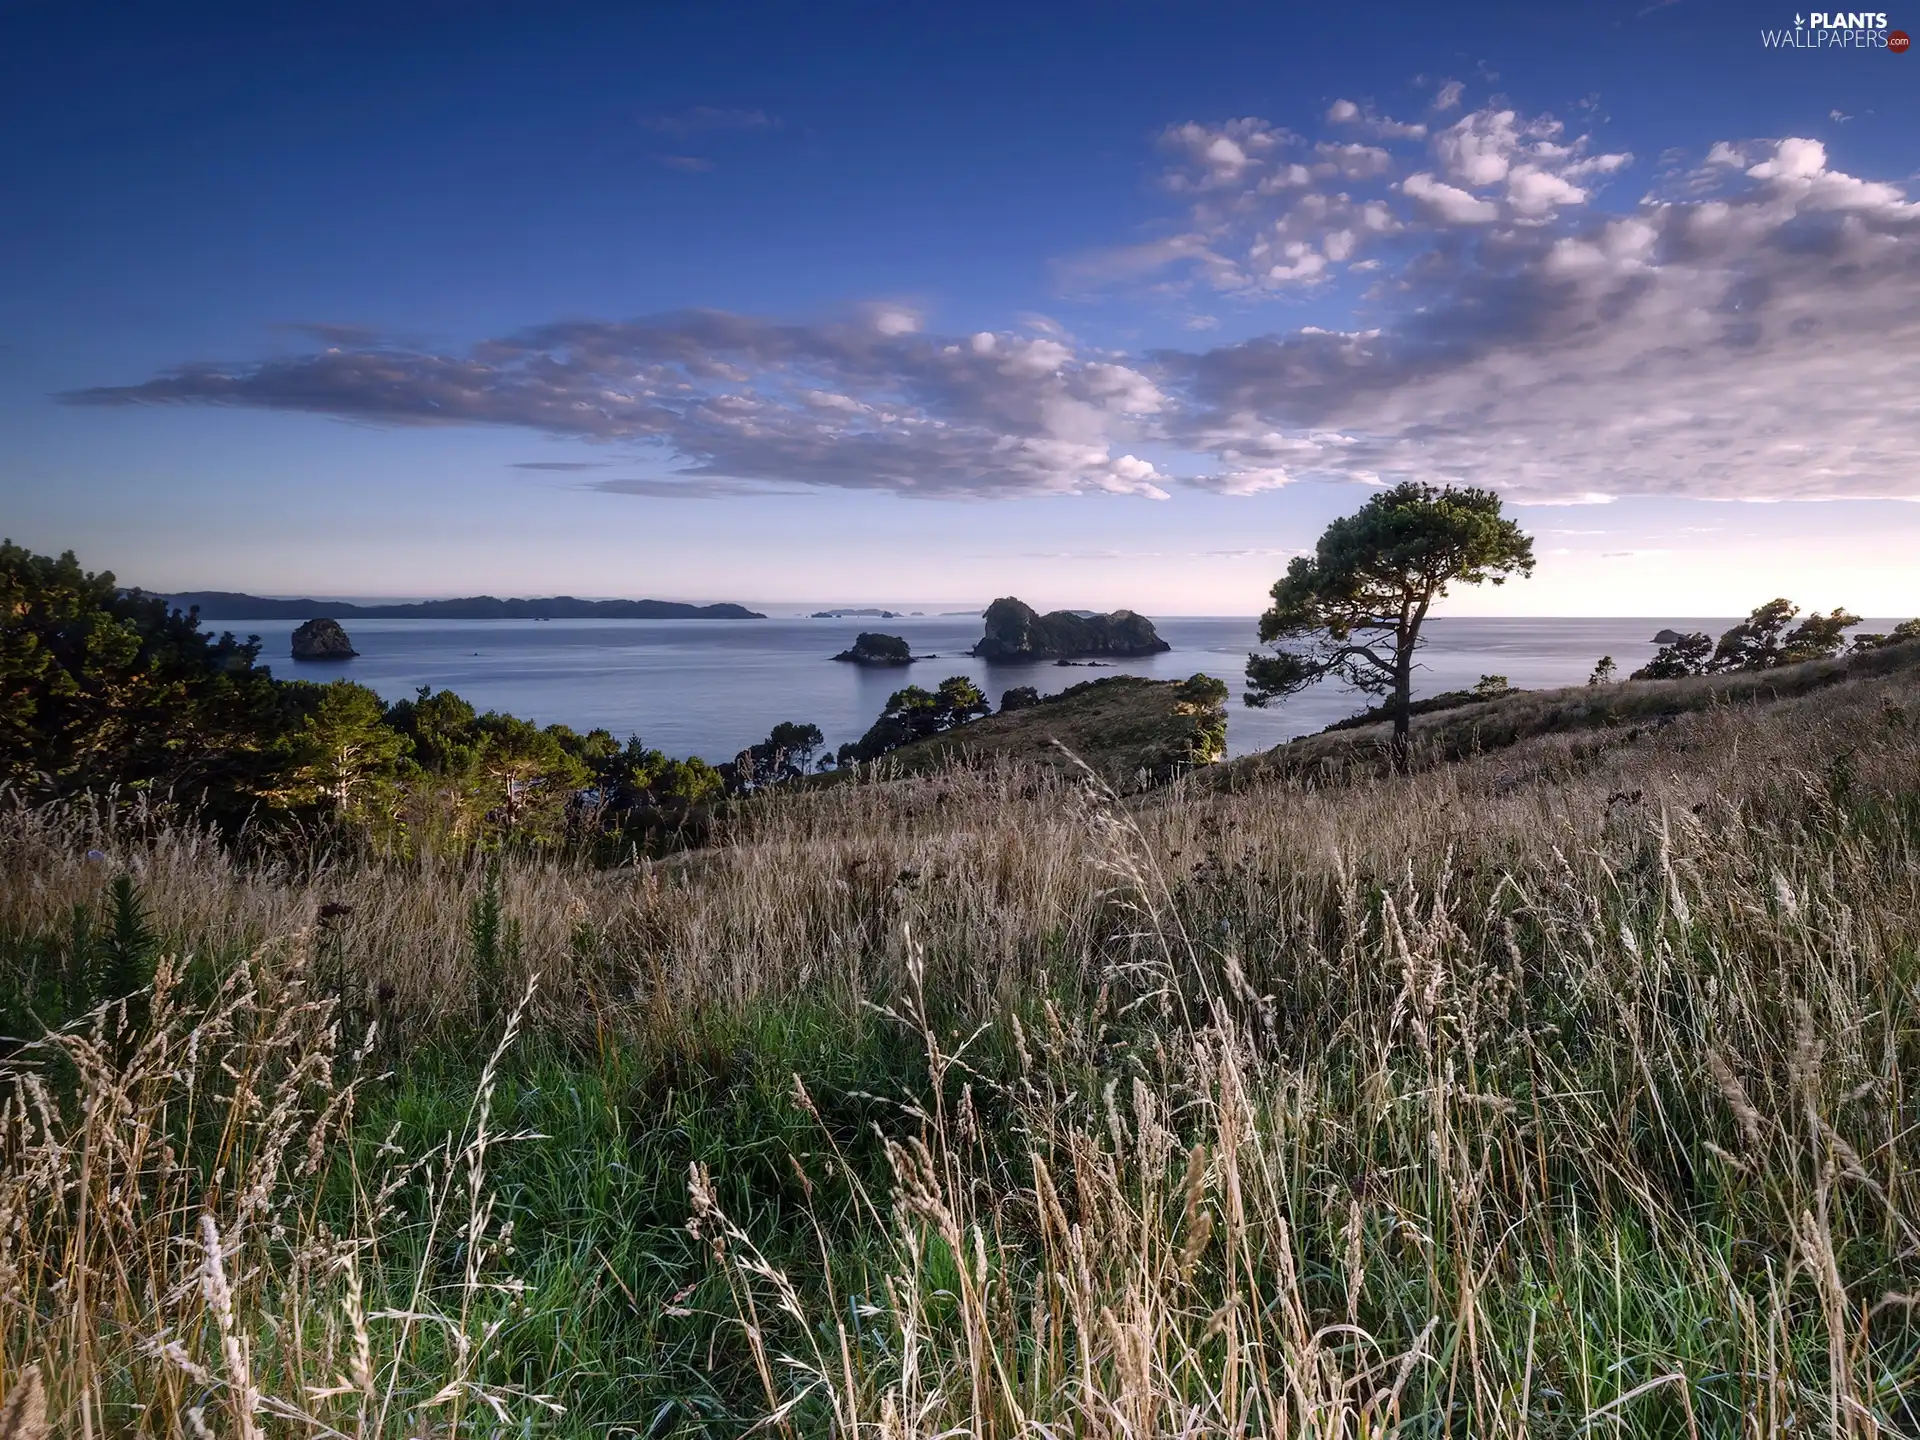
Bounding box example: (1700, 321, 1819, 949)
(0, 541, 282, 822)
(0, 541, 777, 852)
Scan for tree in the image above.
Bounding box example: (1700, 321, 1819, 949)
(1588, 656, 1617, 686)
(470, 712, 591, 838)
(268, 680, 411, 825)
(1244, 483, 1534, 750)
(1708, 598, 1859, 672)
(648, 755, 723, 808)
(841, 676, 991, 765)
(1173, 673, 1230, 764)
(1000, 686, 1042, 713)
(1174, 673, 1229, 708)
(1633, 600, 1865, 681)
(1633, 632, 1712, 680)
(1, 540, 281, 812)
(386, 687, 483, 774)
(1851, 618, 1920, 653)
(934, 676, 990, 722)
(734, 721, 825, 788)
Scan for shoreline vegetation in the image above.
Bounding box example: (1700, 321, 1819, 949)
(7, 521, 1920, 1436)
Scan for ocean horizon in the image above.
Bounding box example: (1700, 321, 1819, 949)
(206, 613, 1913, 764)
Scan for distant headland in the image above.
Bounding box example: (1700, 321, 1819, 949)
(161, 591, 766, 621)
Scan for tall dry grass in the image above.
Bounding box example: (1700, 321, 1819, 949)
(1, 660, 1919, 1433)
(0, 942, 559, 1436)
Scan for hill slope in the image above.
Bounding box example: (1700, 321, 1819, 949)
(876, 674, 1225, 785)
(1221, 637, 1920, 785)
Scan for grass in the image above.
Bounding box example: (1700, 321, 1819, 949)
(877, 674, 1225, 787)
(4, 651, 1920, 1434)
(1226, 636, 1920, 781)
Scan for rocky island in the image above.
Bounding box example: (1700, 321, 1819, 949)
(833, 632, 922, 665)
(290, 617, 358, 660)
(969, 596, 1171, 663)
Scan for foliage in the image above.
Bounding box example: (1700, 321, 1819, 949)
(1244, 483, 1535, 745)
(1709, 597, 1860, 671)
(839, 675, 991, 765)
(0, 539, 281, 816)
(734, 721, 825, 787)
(1589, 654, 1618, 685)
(1633, 599, 1870, 680)
(0, 543, 739, 854)
(266, 680, 412, 828)
(96, 872, 156, 1009)
(1851, 618, 1920, 653)
(1635, 629, 1714, 679)
(999, 685, 1041, 712)
(1172, 672, 1229, 708)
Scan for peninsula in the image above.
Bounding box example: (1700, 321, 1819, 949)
(159, 591, 766, 620)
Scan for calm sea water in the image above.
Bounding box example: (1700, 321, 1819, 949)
(224, 615, 1825, 762)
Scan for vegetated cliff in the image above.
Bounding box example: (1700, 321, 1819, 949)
(968, 596, 1171, 661)
(161, 591, 766, 620)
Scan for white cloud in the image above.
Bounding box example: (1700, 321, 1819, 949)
(1403, 172, 1500, 223)
(1505, 164, 1587, 218)
(1158, 118, 1289, 191)
(74, 127, 1920, 515)
(1169, 137, 1920, 504)
(1435, 108, 1522, 186)
(1315, 141, 1393, 178)
(75, 307, 1177, 501)
(1747, 136, 1827, 182)
(1326, 98, 1427, 139)
(1433, 80, 1465, 112)
(1095, 100, 1625, 294)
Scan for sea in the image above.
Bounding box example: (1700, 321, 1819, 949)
(223, 615, 1857, 763)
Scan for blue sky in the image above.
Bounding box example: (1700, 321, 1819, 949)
(3, 0, 1917, 614)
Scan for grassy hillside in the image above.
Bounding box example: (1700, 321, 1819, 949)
(5, 651, 1920, 1434)
(875, 673, 1225, 785)
(1226, 636, 1920, 783)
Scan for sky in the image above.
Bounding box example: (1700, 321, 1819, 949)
(2, 0, 1917, 616)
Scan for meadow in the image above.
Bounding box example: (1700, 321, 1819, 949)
(6, 651, 1920, 1436)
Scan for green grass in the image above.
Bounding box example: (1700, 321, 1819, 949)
(7, 654, 1920, 1435)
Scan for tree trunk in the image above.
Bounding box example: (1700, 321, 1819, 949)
(1390, 646, 1414, 765)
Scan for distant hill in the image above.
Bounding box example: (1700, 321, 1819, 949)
(157, 591, 766, 621)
